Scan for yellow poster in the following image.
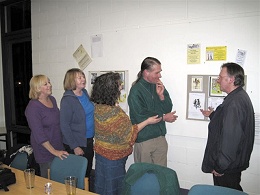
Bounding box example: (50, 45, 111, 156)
(187, 44, 200, 64)
(206, 46, 227, 61)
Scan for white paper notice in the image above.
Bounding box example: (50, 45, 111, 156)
(235, 49, 247, 67)
(73, 44, 92, 70)
(91, 34, 103, 58)
(208, 97, 224, 110)
(188, 93, 205, 120)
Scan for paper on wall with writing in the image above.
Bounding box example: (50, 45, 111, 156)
(235, 49, 247, 67)
(73, 44, 92, 70)
(188, 92, 205, 120)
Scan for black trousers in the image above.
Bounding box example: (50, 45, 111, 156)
(64, 137, 94, 177)
(213, 172, 243, 191)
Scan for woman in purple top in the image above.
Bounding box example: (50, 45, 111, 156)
(25, 75, 69, 178)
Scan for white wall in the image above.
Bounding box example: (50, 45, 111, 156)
(29, 0, 260, 194)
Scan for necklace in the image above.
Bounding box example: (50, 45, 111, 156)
(140, 83, 154, 99)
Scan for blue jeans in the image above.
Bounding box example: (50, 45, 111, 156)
(95, 153, 128, 195)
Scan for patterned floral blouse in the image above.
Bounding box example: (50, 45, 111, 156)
(94, 104, 138, 160)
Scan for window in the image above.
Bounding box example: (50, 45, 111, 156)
(4, 0, 31, 33)
(1, 0, 32, 148)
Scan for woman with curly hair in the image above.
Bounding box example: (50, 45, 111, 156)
(90, 72, 161, 195)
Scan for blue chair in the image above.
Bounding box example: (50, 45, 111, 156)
(122, 162, 181, 195)
(131, 172, 160, 195)
(188, 184, 248, 195)
(10, 152, 28, 170)
(50, 154, 88, 190)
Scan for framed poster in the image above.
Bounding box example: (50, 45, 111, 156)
(209, 76, 226, 97)
(88, 70, 129, 112)
(191, 76, 203, 92)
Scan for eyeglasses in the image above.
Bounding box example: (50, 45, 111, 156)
(217, 75, 229, 80)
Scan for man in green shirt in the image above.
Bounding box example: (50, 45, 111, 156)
(128, 57, 178, 166)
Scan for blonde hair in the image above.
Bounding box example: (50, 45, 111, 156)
(63, 68, 85, 90)
(29, 75, 49, 99)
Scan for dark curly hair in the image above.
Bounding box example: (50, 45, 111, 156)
(90, 72, 121, 106)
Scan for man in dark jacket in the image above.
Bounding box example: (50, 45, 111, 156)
(200, 62, 255, 191)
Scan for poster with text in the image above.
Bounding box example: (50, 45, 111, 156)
(187, 44, 201, 64)
(206, 46, 227, 61)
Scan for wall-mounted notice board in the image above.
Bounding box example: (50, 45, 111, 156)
(186, 75, 247, 121)
(186, 75, 224, 121)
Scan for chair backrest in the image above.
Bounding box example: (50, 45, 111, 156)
(10, 152, 28, 170)
(50, 154, 87, 190)
(188, 184, 248, 195)
(122, 162, 181, 195)
(131, 172, 160, 195)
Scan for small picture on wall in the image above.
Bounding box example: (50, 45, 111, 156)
(90, 72, 98, 84)
(209, 76, 226, 97)
(116, 71, 125, 90)
(88, 70, 129, 112)
(191, 76, 203, 92)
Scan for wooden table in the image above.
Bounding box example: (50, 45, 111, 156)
(1, 165, 98, 194)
